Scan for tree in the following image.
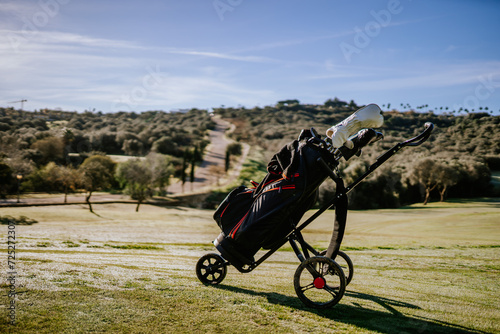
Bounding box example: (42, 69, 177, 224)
(408, 158, 461, 204)
(45, 164, 80, 203)
(116, 159, 151, 212)
(79, 155, 115, 213)
(190, 154, 195, 190)
(435, 161, 461, 202)
(324, 97, 347, 108)
(122, 139, 144, 156)
(226, 143, 242, 155)
(152, 136, 179, 156)
(277, 99, 300, 107)
(181, 149, 188, 192)
(31, 136, 65, 165)
(0, 160, 14, 198)
(225, 150, 230, 172)
(146, 152, 174, 196)
(192, 145, 202, 163)
(409, 158, 439, 205)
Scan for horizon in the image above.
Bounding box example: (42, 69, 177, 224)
(1, 98, 498, 116)
(1, 0, 499, 115)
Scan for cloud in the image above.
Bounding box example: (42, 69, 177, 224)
(0, 29, 141, 53)
(307, 60, 500, 92)
(110, 73, 276, 112)
(166, 50, 279, 64)
(0, 28, 278, 111)
(0, 1, 38, 18)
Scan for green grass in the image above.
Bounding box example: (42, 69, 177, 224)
(0, 199, 499, 333)
(103, 243, 163, 250)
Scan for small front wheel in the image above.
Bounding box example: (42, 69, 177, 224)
(294, 256, 346, 308)
(196, 253, 227, 285)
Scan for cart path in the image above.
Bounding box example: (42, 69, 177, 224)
(167, 116, 249, 194)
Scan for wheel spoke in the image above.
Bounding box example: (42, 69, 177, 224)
(304, 263, 321, 278)
(299, 282, 315, 293)
(324, 285, 339, 297)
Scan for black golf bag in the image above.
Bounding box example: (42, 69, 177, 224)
(213, 129, 337, 270)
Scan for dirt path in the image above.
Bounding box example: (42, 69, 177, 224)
(167, 116, 249, 194)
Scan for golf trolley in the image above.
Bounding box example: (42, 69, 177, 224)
(196, 122, 434, 309)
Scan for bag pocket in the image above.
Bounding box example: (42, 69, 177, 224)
(213, 185, 255, 235)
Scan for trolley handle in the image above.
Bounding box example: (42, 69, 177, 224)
(401, 122, 434, 147)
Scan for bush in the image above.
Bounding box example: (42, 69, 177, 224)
(0, 215, 38, 225)
(226, 143, 242, 156)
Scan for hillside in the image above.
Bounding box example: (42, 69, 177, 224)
(1, 101, 499, 208)
(214, 100, 499, 208)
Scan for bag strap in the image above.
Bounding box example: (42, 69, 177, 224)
(324, 179, 348, 260)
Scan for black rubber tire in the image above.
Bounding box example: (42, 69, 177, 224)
(196, 253, 227, 285)
(293, 256, 346, 308)
(320, 250, 354, 286)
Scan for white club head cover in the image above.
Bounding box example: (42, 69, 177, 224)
(326, 104, 384, 148)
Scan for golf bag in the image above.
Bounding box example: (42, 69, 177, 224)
(213, 129, 338, 270)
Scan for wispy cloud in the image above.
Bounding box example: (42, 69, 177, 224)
(0, 1, 38, 18)
(125, 75, 275, 110)
(232, 15, 440, 55)
(0, 29, 141, 52)
(166, 50, 279, 63)
(0, 29, 278, 111)
(316, 61, 500, 92)
(0, 28, 282, 65)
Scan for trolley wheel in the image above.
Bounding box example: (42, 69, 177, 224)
(320, 250, 354, 286)
(196, 253, 227, 285)
(294, 256, 346, 309)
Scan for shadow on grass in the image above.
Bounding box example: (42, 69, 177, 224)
(214, 285, 486, 334)
(394, 197, 500, 209)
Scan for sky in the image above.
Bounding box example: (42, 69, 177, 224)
(0, 0, 499, 114)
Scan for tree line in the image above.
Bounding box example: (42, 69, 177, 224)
(215, 98, 499, 209)
(1, 101, 498, 210)
(0, 107, 214, 159)
(0, 108, 212, 210)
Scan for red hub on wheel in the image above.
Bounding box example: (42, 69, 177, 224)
(313, 277, 326, 289)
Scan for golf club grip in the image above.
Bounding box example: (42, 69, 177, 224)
(403, 122, 434, 147)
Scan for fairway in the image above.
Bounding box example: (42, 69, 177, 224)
(1, 199, 499, 333)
